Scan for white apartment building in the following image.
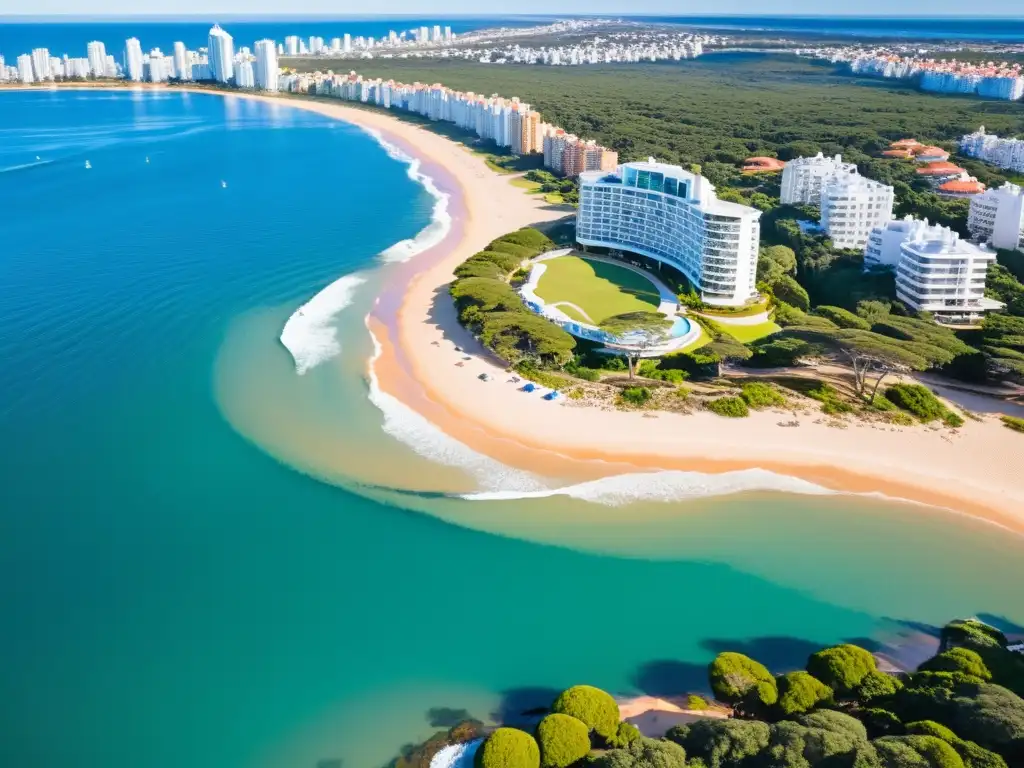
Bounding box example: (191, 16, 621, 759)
(31, 48, 51, 80)
(254, 39, 279, 92)
(864, 215, 931, 269)
(234, 59, 255, 89)
(968, 182, 1024, 252)
(960, 127, 1024, 173)
(173, 42, 190, 81)
(208, 25, 235, 84)
(780, 152, 857, 206)
(87, 41, 106, 77)
(576, 159, 762, 306)
(148, 50, 171, 82)
(124, 38, 144, 82)
(285, 36, 300, 56)
(17, 54, 34, 83)
(895, 225, 1000, 324)
(820, 174, 895, 249)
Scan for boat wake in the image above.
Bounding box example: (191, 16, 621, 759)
(365, 323, 544, 492)
(430, 740, 482, 768)
(280, 274, 367, 375)
(278, 125, 451, 375)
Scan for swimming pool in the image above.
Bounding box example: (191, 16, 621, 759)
(670, 316, 692, 338)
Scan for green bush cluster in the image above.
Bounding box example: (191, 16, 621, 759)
(705, 396, 750, 418)
(775, 671, 833, 716)
(1001, 415, 1024, 433)
(551, 685, 620, 740)
(709, 652, 778, 713)
(449, 228, 573, 367)
(739, 381, 787, 409)
(535, 714, 590, 768)
(884, 384, 948, 422)
(806, 644, 877, 695)
(619, 387, 653, 407)
(813, 305, 872, 330)
(476, 728, 540, 768)
(806, 383, 855, 415)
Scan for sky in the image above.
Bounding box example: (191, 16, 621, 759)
(1, 2, 1020, 17)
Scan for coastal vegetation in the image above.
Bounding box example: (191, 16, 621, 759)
(404, 618, 1024, 768)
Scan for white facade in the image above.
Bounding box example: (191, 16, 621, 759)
(234, 59, 255, 89)
(148, 50, 171, 82)
(254, 40, 279, 92)
(17, 54, 34, 83)
(864, 216, 931, 269)
(576, 159, 761, 306)
(87, 41, 106, 77)
(124, 38, 144, 82)
(208, 25, 235, 84)
(173, 42, 190, 80)
(284, 36, 300, 56)
(820, 174, 895, 250)
(961, 127, 1024, 174)
(780, 153, 857, 206)
(895, 225, 1000, 323)
(31, 48, 51, 80)
(968, 182, 1024, 252)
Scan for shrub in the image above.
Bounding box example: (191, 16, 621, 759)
(862, 708, 904, 738)
(747, 337, 812, 367)
(941, 621, 1008, 653)
(740, 381, 787, 409)
(1001, 415, 1024, 433)
(775, 671, 834, 716)
(885, 383, 947, 422)
(807, 644, 877, 696)
(666, 719, 770, 767)
(907, 721, 959, 743)
(944, 412, 965, 429)
(685, 694, 709, 711)
(472, 249, 526, 274)
(705, 396, 750, 418)
(814, 305, 872, 330)
(771, 273, 811, 311)
(620, 387, 653, 407)
(551, 686, 620, 740)
(570, 367, 601, 382)
(807, 383, 855, 414)
(857, 670, 904, 702)
(708, 652, 779, 711)
(476, 728, 541, 768)
(567, 388, 585, 401)
(605, 722, 642, 749)
(456, 259, 509, 280)
(674, 386, 692, 400)
(799, 710, 868, 742)
(874, 735, 965, 768)
(921, 649, 992, 682)
(535, 714, 591, 768)
(872, 393, 898, 411)
(594, 738, 686, 768)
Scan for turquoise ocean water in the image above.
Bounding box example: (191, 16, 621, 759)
(1, 90, 1023, 768)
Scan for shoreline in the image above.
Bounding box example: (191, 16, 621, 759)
(21, 83, 1024, 532)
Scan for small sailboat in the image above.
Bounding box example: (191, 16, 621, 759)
(85, 160, 92, 169)
(145, 156, 150, 164)
(221, 180, 227, 188)
(35, 155, 41, 161)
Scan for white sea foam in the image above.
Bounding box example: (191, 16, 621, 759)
(430, 740, 482, 768)
(461, 468, 835, 505)
(365, 323, 544, 492)
(278, 125, 451, 374)
(280, 274, 367, 375)
(361, 127, 452, 264)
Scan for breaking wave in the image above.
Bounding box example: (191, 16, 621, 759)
(460, 468, 835, 505)
(430, 740, 482, 768)
(361, 127, 452, 264)
(365, 322, 544, 492)
(278, 125, 450, 374)
(280, 274, 367, 375)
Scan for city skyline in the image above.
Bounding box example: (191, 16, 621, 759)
(3, 5, 1024, 18)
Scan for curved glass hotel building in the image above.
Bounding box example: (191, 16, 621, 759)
(576, 160, 761, 306)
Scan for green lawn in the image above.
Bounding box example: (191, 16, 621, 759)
(534, 256, 661, 325)
(719, 320, 781, 343)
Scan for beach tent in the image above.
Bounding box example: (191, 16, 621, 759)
(543, 391, 560, 401)
(521, 383, 537, 393)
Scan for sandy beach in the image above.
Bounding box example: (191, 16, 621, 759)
(18, 83, 1022, 531)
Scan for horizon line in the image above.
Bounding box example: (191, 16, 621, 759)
(3, 12, 1024, 21)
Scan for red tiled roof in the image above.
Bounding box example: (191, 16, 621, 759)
(882, 149, 913, 158)
(917, 161, 965, 175)
(891, 138, 922, 148)
(938, 180, 985, 194)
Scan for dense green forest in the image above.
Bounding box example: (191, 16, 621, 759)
(341, 53, 1024, 187)
(396, 618, 1024, 768)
